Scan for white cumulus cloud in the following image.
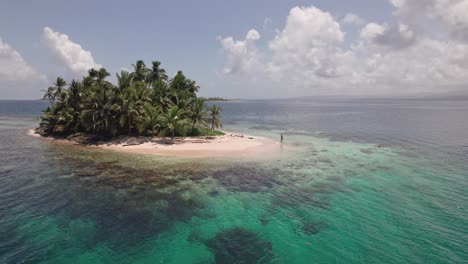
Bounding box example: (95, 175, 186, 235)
(42, 27, 102, 76)
(361, 22, 417, 49)
(267, 6, 346, 81)
(218, 4, 468, 98)
(342, 13, 366, 25)
(0, 38, 48, 99)
(360, 23, 386, 41)
(219, 29, 262, 74)
(270, 6, 344, 51)
(390, 0, 468, 41)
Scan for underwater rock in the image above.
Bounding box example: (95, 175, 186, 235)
(309, 180, 344, 194)
(299, 221, 327, 236)
(360, 148, 373, 155)
(205, 228, 275, 264)
(259, 216, 269, 226)
(187, 229, 202, 243)
(317, 157, 335, 165)
(327, 175, 342, 182)
(208, 190, 220, 197)
(94, 161, 119, 170)
(272, 188, 331, 210)
(377, 166, 391, 170)
(77, 171, 95, 177)
(211, 167, 282, 193)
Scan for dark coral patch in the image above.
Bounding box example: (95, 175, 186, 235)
(211, 167, 282, 193)
(272, 188, 331, 210)
(299, 221, 327, 236)
(205, 228, 275, 264)
(259, 215, 269, 226)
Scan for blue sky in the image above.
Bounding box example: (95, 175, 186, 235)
(1, 0, 467, 99)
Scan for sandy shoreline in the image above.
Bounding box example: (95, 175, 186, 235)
(30, 130, 285, 158)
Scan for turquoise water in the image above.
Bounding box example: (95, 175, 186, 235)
(0, 99, 467, 263)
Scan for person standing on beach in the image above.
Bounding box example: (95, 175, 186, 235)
(280, 133, 284, 143)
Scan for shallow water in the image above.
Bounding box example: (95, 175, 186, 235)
(0, 99, 467, 263)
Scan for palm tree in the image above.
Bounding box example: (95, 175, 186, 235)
(114, 87, 140, 135)
(131, 60, 148, 83)
(55, 107, 79, 134)
(148, 61, 168, 82)
(97, 68, 111, 83)
(42, 87, 56, 104)
(133, 82, 152, 103)
(81, 85, 114, 134)
(159, 105, 186, 139)
(188, 98, 207, 134)
(39, 59, 222, 138)
(117, 70, 131, 90)
(39, 110, 58, 135)
(170, 71, 186, 92)
(208, 104, 222, 131)
(42, 77, 66, 104)
(82, 69, 115, 134)
(135, 103, 160, 136)
(67, 80, 84, 110)
(185, 79, 199, 94)
(82, 75, 94, 89)
(151, 80, 172, 111)
(169, 71, 199, 95)
(54, 77, 67, 95)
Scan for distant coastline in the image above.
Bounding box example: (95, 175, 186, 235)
(201, 97, 230, 102)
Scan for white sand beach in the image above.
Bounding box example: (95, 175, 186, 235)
(30, 129, 285, 158)
(99, 133, 283, 158)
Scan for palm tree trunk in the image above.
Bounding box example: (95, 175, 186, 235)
(211, 118, 215, 131)
(191, 120, 196, 134)
(171, 129, 175, 139)
(128, 116, 132, 136)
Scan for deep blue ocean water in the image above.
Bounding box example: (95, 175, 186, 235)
(0, 99, 467, 263)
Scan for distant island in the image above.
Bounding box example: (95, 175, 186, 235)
(201, 97, 230, 102)
(37, 60, 224, 141)
(35, 60, 279, 157)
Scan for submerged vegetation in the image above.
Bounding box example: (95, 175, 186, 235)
(37, 60, 223, 139)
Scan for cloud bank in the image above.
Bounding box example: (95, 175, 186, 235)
(43, 27, 101, 76)
(0, 38, 48, 99)
(218, 1, 468, 97)
(0, 27, 103, 99)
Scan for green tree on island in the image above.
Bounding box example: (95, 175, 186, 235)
(159, 105, 187, 139)
(208, 105, 222, 131)
(37, 60, 224, 140)
(189, 98, 208, 134)
(42, 77, 67, 104)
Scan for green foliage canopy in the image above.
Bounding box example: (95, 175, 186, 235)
(38, 60, 223, 139)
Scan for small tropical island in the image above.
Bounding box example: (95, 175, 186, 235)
(35, 60, 279, 157)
